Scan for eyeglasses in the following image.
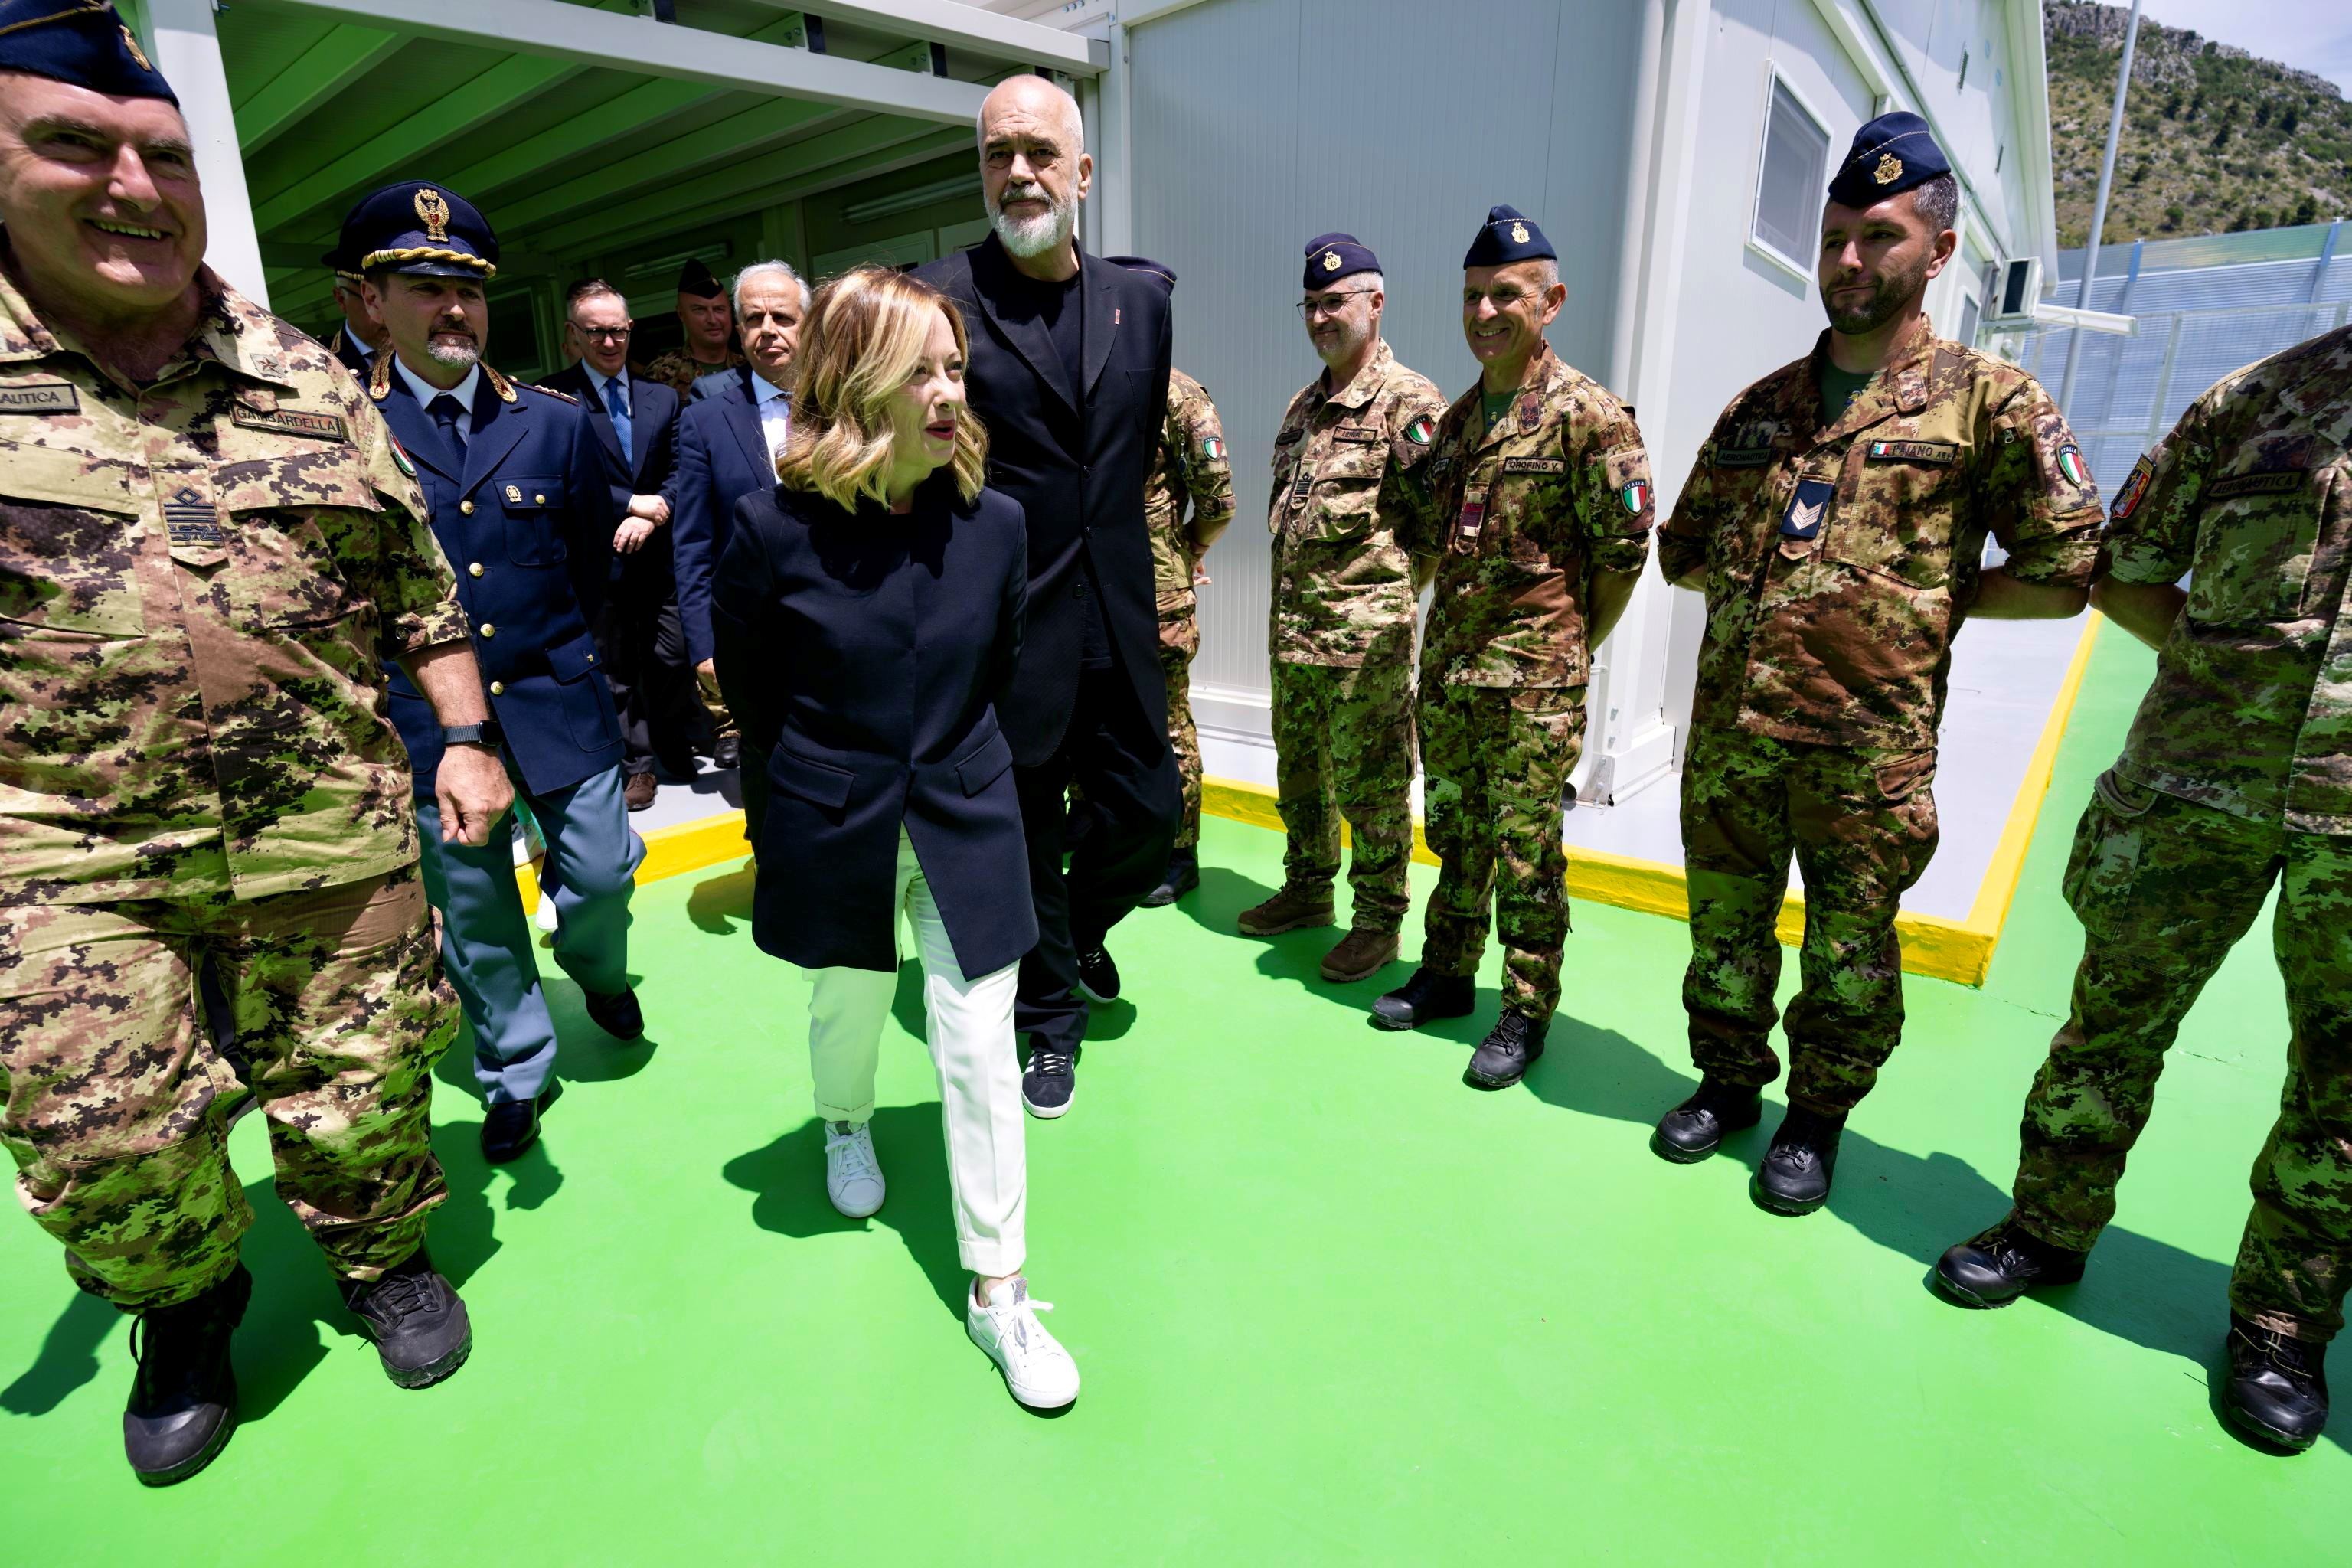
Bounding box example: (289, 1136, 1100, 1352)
(1462, 289, 1541, 310)
(1296, 290, 1376, 320)
(574, 325, 631, 341)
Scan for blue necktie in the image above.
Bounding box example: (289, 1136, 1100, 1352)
(429, 393, 467, 459)
(603, 375, 632, 460)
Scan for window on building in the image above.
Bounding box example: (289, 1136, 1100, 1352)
(1753, 77, 1831, 267)
(1958, 291, 1981, 348)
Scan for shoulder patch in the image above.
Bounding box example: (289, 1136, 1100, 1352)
(1404, 414, 1435, 444)
(1201, 436, 1227, 460)
(2109, 454, 2153, 521)
(522, 381, 580, 406)
(2056, 444, 2091, 488)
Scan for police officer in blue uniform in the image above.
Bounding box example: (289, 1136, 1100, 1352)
(351, 183, 648, 1161)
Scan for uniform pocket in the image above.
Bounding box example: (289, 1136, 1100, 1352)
(0, 440, 146, 636)
(2183, 470, 2328, 625)
(220, 455, 373, 629)
(498, 475, 569, 566)
(2061, 770, 2154, 939)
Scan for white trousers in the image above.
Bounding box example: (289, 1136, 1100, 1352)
(805, 830, 1027, 1277)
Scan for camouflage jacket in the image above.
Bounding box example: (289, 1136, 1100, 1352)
(0, 268, 467, 905)
(639, 347, 746, 397)
(1403, 344, 1652, 688)
(1146, 368, 1236, 619)
(2102, 322, 2352, 835)
(1269, 339, 1446, 666)
(1659, 316, 2101, 750)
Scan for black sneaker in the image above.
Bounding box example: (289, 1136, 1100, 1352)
(1464, 1010, 1547, 1089)
(1651, 1078, 1764, 1164)
(1074, 946, 1121, 1004)
(1369, 967, 1476, 1031)
(125, 1263, 250, 1486)
(1934, 1219, 2089, 1308)
(1022, 1042, 1077, 1120)
(1752, 1106, 1845, 1216)
(340, 1250, 472, 1390)
(2223, 1314, 2330, 1452)
(1141, 851, 1199, 908)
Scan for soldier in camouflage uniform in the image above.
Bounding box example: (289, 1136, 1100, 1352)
(639, 257, 747, 397)
(0, 9, 504, 1483)
(1652, 114, 2099, 1216)
(1936, 322, 2352, 1454)
(1106, 257, 1234, 908)
(1237, 234, 1445, 985)
(1370, 207, 1653, 1091)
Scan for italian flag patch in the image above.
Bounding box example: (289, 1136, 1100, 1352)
(1405, 416, 1436, 444)
(2057, 444, 2090, 487)
(1201, 436, 1226, 460)
(1620, 479, 1651, 514)
(387, 435, 416, 479)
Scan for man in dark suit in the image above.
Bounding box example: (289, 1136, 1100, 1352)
(353, 183, 648, 1165)
(321, 194, 388, 377)
(915, 74, 1179, 1121)
(671, 259, 808, 773)
(544, 279, 702, 808)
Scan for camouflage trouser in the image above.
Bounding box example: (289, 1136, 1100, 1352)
(1418, 682, 1586, 1019)
(2004, 773, 2352, 1341)
(1271, 655, 1416, 935)
(0, 867, 457, 1311)
(1159, 612, 1203, 852)
(1680, 725, 1939, 1114)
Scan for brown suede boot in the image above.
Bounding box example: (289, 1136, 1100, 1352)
(1320, 927, 1400, 983)
(1236, 884, 1338, 936)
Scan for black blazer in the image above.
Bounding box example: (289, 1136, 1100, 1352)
(711, 475, 1034, 976)
(673, 371, 779, 666)
(541, 363, 681, 588)
(914, 236, 1173, 764)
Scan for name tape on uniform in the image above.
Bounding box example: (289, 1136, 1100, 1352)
(231, 407, 349, 443)
(2210, 470, 2307, 499)
(1713, 446, 1775, 469)
(1867, 439, 1958, 464)
(1500, 456, 1566, 475)
(0, 382, 80, 415)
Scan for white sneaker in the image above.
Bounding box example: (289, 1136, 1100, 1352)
(823, 1120, 886, 1218)
(534, 890, 560, 935)
(967, 1276, 1080, 1410)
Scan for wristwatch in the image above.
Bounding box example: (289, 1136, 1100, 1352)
(440, 721, 505, 748)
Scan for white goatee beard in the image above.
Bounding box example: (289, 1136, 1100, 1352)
(425, 338, 481, 370)
(986, 186, 1076, 260)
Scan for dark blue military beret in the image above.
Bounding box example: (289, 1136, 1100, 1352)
(1462, 205, 1554, 269)
(1302, 232, 1379, 289)
(0, 0, 176, 104)
(1828, 110, 1949, 208)
(348, 181, 498, 279)
(1107, 255, 1177, 295)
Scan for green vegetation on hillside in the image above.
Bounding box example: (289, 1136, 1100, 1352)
(2046, 2, 2352, 244)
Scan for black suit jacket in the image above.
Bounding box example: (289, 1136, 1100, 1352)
(711, 477, 1034, 976)
(542, 363, 681, 587)
(914, 235, 1173, 764)
(332, 326, 374, 380)
(672, 373, 779, 666)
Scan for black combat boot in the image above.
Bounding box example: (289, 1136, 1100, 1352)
(1142, 850, 1199, 908)
(2223, 1315, 2330, 1452)
(1651, 1078, 1764, 1163)
(341, 1250, 472, 1390)
(1463, 1010, 1547, 1089)
(1370, 967, 1475, 1031)
(124, 1263, 251, 1486)
(1753, 1104, 1846, 1216)
(1933, 1219, 2089, 1308)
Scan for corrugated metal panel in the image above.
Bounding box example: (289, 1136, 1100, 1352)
(1125, 0, 1641, 705)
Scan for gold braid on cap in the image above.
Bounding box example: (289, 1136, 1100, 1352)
(358, 246, 498, 278)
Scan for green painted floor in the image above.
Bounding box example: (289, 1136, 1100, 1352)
(2, 619, 2342, 1563)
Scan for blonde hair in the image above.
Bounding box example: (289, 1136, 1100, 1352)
(776, 266, 988, 510)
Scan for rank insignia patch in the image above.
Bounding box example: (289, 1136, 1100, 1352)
(1781, 476, 1834, 540)
(2109, 454, 2152, 521)
(2056, 444, 2091, 488)
(163, 487, 221, 547)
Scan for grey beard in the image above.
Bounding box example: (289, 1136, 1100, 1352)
(988, 194, 1074, 260)
(425, 337, 481, 369)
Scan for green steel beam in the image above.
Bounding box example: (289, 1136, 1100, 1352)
(492, 96, 854, 232)
(233, 23, 405, 154)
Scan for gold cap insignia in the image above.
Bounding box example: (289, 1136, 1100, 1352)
(1509, 221, 1529, 243)
(1874, 152, 1903, 185)
(121, 25, 151, 70)
(414, 188, 452, 243)
(1321, 250, 1341, 272)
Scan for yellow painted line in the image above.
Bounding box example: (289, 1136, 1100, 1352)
(554, 620, 2102, 988)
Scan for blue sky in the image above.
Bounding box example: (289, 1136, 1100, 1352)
(2135, 0, 2352, 97)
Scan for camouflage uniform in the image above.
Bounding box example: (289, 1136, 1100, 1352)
(0, 269, 466, 1309)
(1147, 368, 1236, 851)
(1658, 315, 2102, 1112)
(639, 347, 745, 397)
(1997, 324, 2352, 1341)
(1403, 345, 1652, 1016)
(1268, 340, 1445, 932)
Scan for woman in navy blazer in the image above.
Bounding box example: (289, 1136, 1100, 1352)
(711, 267, 1077, 1410)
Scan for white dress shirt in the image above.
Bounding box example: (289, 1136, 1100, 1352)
(394, 358, 483, 449)
(754, 371, 792, 462)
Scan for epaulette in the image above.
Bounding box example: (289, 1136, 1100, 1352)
(518, 380, 580, 406)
